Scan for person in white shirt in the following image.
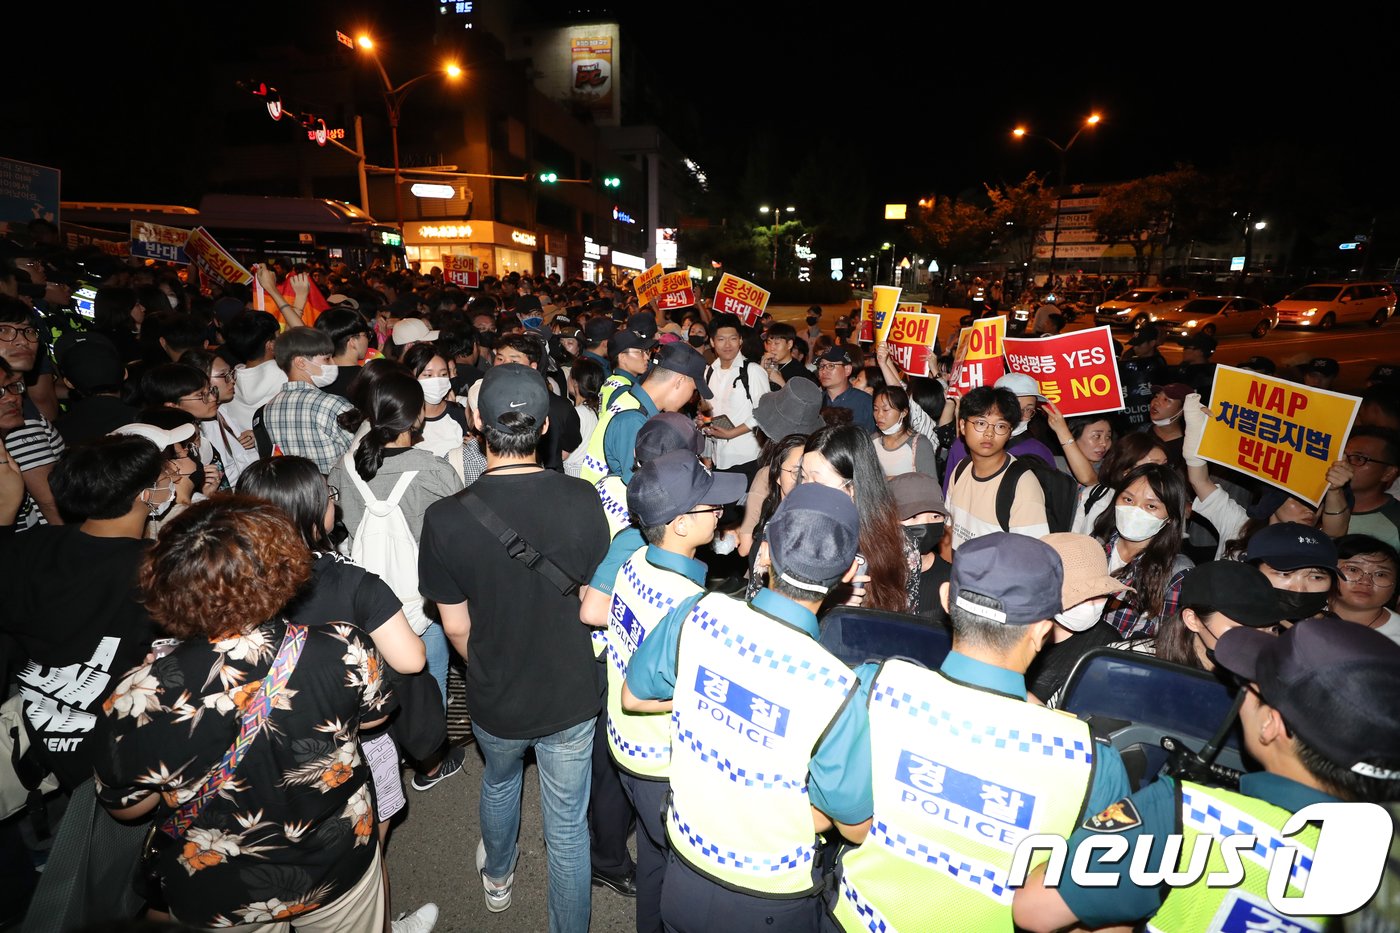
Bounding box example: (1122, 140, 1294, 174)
(699, 313, 770, 476)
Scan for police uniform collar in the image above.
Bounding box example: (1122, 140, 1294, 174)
(1238, 771, 1338, 812)
(644, 545, 708, 586)
(939, 651, 1027, 701)
(750, 588, 820, 639)
(582, 349, 610, 370)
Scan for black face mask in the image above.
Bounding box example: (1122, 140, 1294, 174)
(806, 316, 818, 325)
(905, 522, 945, 556)
(688, 335, 707, 347)
(1272, 588, 1329, 621)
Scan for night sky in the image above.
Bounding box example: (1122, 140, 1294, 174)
(8, 3, 1389, 224)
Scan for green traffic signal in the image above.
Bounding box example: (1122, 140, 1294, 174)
(539, 171, 559, 184)
(603, 176, 621, 188)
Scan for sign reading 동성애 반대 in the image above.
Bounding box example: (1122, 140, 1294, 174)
(949, 315, 1006, 396)
(185, 227, 252, 288)
(1002, 326, 1125, 417)
(886, 311, 941, 378)
(1197, 365, 1360, 507)
(710, 273, 770, 327)
(443, 253, 479, 289)
(655, 270, 695, 311)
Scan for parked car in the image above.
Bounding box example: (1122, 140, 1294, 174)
(1095, 287, 1195, 329)
(1149, 296, 1277, 340)
(1273, 282, 1396, 330)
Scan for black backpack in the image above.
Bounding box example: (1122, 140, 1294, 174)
(953, 453, 1079, 534)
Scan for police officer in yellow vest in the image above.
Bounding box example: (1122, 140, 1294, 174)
(592, 448, 747, 933)
(1014, 618, 1400, 933)
(578, 340, 710, 502)
(624, 483, 873, 933)
(600, 311, 659, 411)
(829, 532, 1133, 933)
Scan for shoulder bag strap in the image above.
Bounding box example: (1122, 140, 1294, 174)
(458, 491, 583, 595)
(159, 623, 308, 839)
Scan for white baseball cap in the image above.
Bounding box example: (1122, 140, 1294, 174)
(392, 318, 440, 346)
(995, 372, 1047, 402)
(111, 421, 197, 450)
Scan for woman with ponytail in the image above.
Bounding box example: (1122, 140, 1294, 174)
(329, 369, 463, 727)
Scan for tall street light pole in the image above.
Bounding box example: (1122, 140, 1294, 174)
(1012, 113, 1101, 285)
(758, 205, 796, 279)
(357, 34, 462, 234)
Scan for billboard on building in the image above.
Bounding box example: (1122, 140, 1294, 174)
(525, 23, 622, 126)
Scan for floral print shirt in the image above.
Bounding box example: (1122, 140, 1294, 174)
(95, 619, 395, 927)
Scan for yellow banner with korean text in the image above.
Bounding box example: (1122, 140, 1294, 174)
(949, 315, 1006, 396)
(1198, 365, 1360, 506)
(634, 263, 665, 306)
(872, 286, 901, 343)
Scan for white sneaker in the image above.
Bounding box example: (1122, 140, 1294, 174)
(475, 838, 515, 912)
(392, 903, 439, 933)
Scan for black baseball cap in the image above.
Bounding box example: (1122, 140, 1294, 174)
(1216, 618, 1400, 781)
(819, 347, 853, 365)
(1303, 357, 1339, 377)
(765, 484, 861, 589)
(1245, 522, 1338, 575)
(949, 532, 1064, 625)
(1178, 561, 1286, 628)
(654, 341, 712, 399)
(1128, 323, 1162, 346)
(584, 317, 616, 344)
(635, 412, 703, 465)
(1179, 333, 1217, 355)
(55, 333, 124, 392)
(628, 449, 747, 527)
(612, 327, 657, 354)
(627, 311, 658, 339)
(1240, 355, 1276, 375)
(477, 363, 549, 427)
(1368, 364, 1399, 387)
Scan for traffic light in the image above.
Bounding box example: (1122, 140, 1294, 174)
(602, 176, 621, 189)
(238, 80, 283, 121)
(538, 171, 559, 184)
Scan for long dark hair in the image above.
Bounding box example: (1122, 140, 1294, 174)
(804, 424, 910, 612)
(906, 376, 946, 424)
(1098, 432, 1166, 490)
(571, 356, 606, 415)
(757, 433, 808, 536)
(338, 357, 407, 433)
(236, 455, 335, 552)
(1090, 463, 1189, 622)
(354, 370, 424, 480)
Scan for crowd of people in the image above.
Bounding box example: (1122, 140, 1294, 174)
(1, 235, 1399, 933)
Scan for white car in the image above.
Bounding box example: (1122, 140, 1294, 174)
(1095, 287, 1195, 329)
(1273, 282, 1396, 329)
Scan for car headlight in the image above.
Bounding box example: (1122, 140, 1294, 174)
(1184, 320, 1197, 328)
(1304, 308, 1317, 316)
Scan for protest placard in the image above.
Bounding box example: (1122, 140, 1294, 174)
(185, 227, 252, 288)
(711, 273, 770, 327)
(872, 286, 901, 343)
(1002, 326, 1124, 416)
(129, 221, 190, 265)
(949, 316, 1006, 395)
(443, 253, 479, 288)
(634, 263, 665, 306)
(886, 311, 941, 378)
(1198, 365, 1360, 506)
(857, 299, 874, 344)
(656, 270, 695, 311)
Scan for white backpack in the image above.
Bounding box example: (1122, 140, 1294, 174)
(343, 454, 429, 634)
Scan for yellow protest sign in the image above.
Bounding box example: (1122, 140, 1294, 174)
(711, 273, 770, 327)
(949, 316, 1006, 395)
(1198, 365, 1360, 506)
(634, 263, 665, 305)
(872, 286, 901, 343)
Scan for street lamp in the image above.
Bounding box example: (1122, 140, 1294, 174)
(1012, 112, 1102, 282)
(758, 205, 796, 279)
(1238, 212, 1268, 278)
(356, 33, 463, 233)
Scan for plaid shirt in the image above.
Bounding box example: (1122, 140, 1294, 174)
(1099, 534, 1192, 638)
(262, 381, 354, 474)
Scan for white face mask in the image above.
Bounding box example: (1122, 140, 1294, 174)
(879, 421, 904, 436)
(1115, 504, 1167, 541)
(1055, 596, 1109, 632)
(310, 362, 339, 389)
(419, 376, 451, 405)
(1151, 411, 1182, 427)
(145, 487, 176, 520)
(1011, 422, 1029, 437)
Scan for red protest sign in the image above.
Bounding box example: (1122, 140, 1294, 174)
(1003, 326, 1124, 416)
(711, 273, 770, 327)
(949, 316, 1005, 396)
(856, 299, 875, 344)
(656, 270, 695, 311)
(186, 227, 252, 289)
(887, 311, 941, 378)
(443, 254, 479, 288)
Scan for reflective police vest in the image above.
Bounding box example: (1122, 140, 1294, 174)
(832, 658, 1094, 933)
(606, 548, 702, 779)
(666, 592, 856, 897)
(596, 475, 631, 539)
(579, 391, 642, 487)
(599, 371, 635, 411)
(1145, 781, 1325, 933)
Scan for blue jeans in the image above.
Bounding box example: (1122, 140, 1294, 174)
(421, 621, 449, 708)
(474, 717, 595, 933)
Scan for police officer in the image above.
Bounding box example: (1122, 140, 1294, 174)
(1172, 333, 1217, 402)
(829, 533, 1132, 933)
(601, 312, 659, 410)
(1013, 618, 1400, 932)
(598, 449, 746, 932)
(624, 484, 872, 933)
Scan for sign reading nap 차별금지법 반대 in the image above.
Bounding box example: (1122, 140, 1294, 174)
(1197, 365, 1360, 506)
(1002, 326, 1125, 417)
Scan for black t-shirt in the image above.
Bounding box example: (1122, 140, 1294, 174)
(55, 395, 139, 446)
(0, 527, 157, 789)
(1025, 619, 1123, 703)
(452, 362, 484, 395)
(285, 552, 402, 633)
(419, 469, 609, 738)
(773, 358, 815, 390)
(324, 364, 360, 400)
(915, 555, 952, 624)
(540, 392, 582, 472)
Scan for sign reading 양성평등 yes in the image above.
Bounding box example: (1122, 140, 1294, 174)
(1002, 327, 1125, 417)
(1197, 365, 1361, 506)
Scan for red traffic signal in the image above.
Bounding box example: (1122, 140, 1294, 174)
(238, 80, 283, 121)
